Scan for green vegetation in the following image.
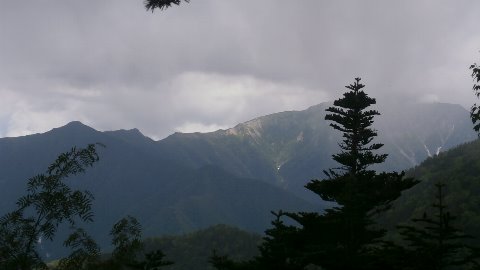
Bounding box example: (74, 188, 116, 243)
(394, 183, 479, 270)
(93, 216, 173, 270)
(0, 145, 174, 270)
(143, 224, 261, 270)
(382, 139, 480, 243)
(56, 228, 100, 270)
(470, 61, 480, 134)
(0, 144, 101, 269)
(110, 216, 144, 264)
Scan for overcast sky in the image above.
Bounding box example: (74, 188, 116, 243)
(0, 0, 479, 139)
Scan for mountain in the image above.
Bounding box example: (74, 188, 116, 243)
(0, 121, 315, 259)
(0, 102, 475, 258)
(155, 102, 476, 200)
(381, 138, 480, 242)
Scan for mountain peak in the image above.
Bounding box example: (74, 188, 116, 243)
(48, 121, 98, 136)
(63, 121, 89, 128)
(112, 128, 145, 137)
(104, 127, 154, 143)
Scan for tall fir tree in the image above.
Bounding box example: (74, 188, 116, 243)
(324, 77, 387, 175)
(286, 78, 418, 269)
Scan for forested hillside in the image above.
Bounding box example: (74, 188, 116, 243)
(382, 138, 480, 241)
(143, 225, 262, 270)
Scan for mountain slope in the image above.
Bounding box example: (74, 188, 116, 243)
(381, 138, 480, 241)
(156, 102, 476, 200)
(0, 122, 315, 259)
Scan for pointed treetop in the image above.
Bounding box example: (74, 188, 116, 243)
(325, 77, 386, 175)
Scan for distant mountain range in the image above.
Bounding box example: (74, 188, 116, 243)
(156, 102, 476, 200)
(0, 101, 475, 258)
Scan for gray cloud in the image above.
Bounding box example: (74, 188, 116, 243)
(0, 0, 479, 138)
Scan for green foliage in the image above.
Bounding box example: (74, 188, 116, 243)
(144, 0, 190, 12)
(324, 78, 387, 175)
(57, 228, 100, 270)
(0, 144, 101, 270)
(210, 213, 306, 270)
(209, 251, 250, 270)
(139, 250, 174, 270)
(393, 184, 480, 270)
(382, 139, 480, 243)
(470, 61, 480, 134)
(144, 224, 261, 270)
(254, 211, 305, 270)
(73, 216, 172, 270)
(111, 215, 144, 265)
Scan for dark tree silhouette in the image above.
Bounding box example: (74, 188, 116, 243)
(111, 215, 144, 265)
(284, 78, 417, 269)
(470, 61, 480, 134)
(209, 251, 246, 270)
(0, 144, 101, 270)
(138, 250, 174, 270)
(57, 228, 101, 270)
(395, 183, 479, 270)
(95, 215, 173, 270)
(324, 77, 387, 175)
(253, 211, 305, 270)
(144, 0, 190, 12)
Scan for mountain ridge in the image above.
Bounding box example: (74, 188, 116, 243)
(0, 101, 476, 258)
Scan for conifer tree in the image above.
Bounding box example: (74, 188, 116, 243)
(286, 78, 417, 269)
(324, 77, 387, 175)
(254, 211, 305, 270)
(209, 211, 303, 270)
(395, 183, 479, 270)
